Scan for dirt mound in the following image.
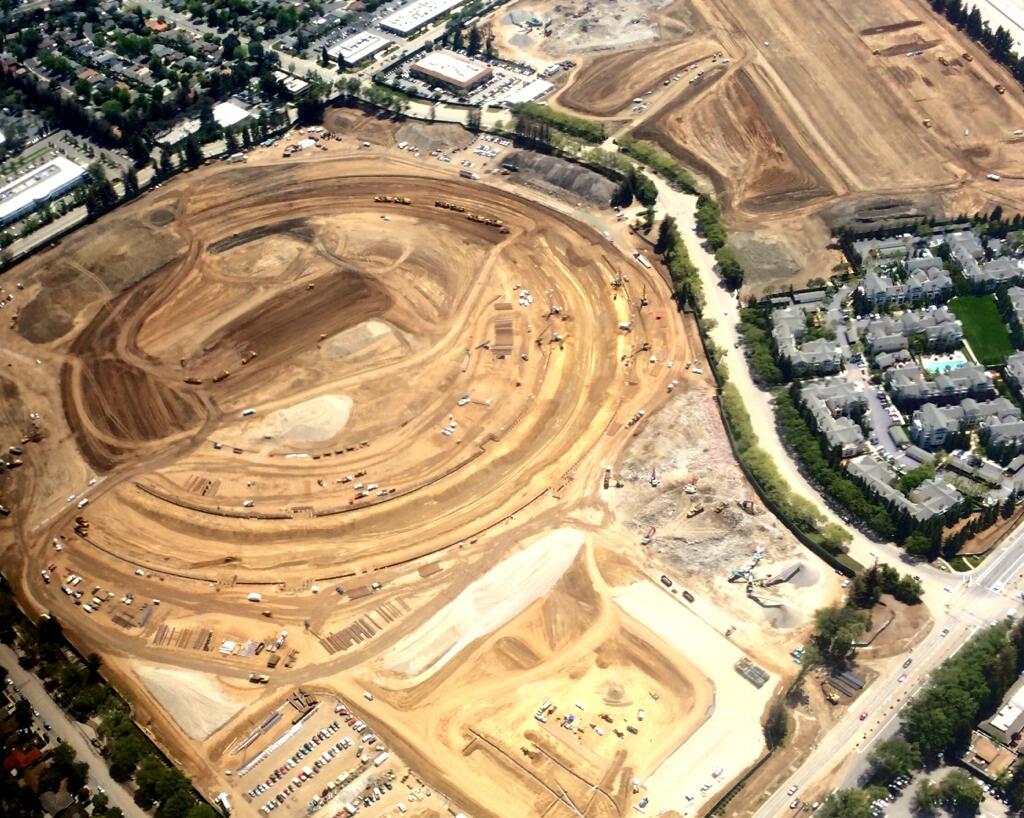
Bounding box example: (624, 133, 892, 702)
(323, 105, 403, 146)
(16, 263, 108, 344)
(395, 121, 472, 153)
(381, 528, 585, 680)
(504, 150, 616, 205)
(241, 394, 353, 447)
(135, 664, 250, 740)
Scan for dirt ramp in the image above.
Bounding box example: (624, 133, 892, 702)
(64, 358, 205, 470)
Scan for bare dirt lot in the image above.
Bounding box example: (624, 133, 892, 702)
(0, 128, 838, 818)
(534, 0, 1024, 292)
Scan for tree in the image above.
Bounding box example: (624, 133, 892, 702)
(656, 216, 677, 254)
(913, 779, 939, 813)
(641, 205, 655, 233)
(225, 129, 240, 155)
(185, 805, 219, 818)
(764, 700, 788, 749)
(160, 790, 195, 818)
(939, 769, 984, 813)
(122, 168, 139, 198)
(158, 146, 174, 179)
(13, 698, 32, 730)
(611, 173, 633, 208)
(818, 789, 874, 818)
(715, 245, 745, 290)
(903, 531, 934, 559)
(631, 169, 658, 207)
(867, 737, 920, 783)
(813, 605, 869, 663)
(467, 24, 482, 54)
(184, 135, 203, 169)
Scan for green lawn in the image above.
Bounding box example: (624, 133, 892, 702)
(948, 295, 1015, 366)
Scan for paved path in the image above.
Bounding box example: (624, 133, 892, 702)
(0, 643, 148, 818)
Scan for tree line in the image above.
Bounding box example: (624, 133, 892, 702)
(0, 579, 217, 818)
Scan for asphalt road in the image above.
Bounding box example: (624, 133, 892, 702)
(752, 517, 1024, 818)
(0, 643, 147, 818)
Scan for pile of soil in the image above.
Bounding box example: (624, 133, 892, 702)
(504, 150, 616, 205)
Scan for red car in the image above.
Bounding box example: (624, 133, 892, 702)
(859, 712, 868, 721)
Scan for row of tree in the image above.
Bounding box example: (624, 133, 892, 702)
(0, 580, 217, 818)
(612, 166, 658, 209)
(818, 770, 984, 818)
(654, 214, 703, 310)
(776, 389, 901, 541)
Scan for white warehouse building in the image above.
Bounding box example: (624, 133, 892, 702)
(379, 0, 465, 36)
(328, 31, 390, 66)
(0, 156, 88, 226)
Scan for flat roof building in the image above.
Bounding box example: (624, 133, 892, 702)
(212, 100, 251, 129)
(410, 49, 492, 90)
(0, 156, 87, 226)
(379, 0, 465, 36)
(328, 31, 390, 66)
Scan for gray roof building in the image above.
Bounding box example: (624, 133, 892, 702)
(771, 306, 844, 376)
(1007, 351, 1024, 395)
(1008, 287, 1024, 329)
(860, 307, 962, 354)
(858, 266, 952, 308)
(909, 397, 1019, 450)
(965, 256, 1022, 292)
(886, 363, 995, 407)
(799, 377, 868, 458)
(846, 456, 960, 520)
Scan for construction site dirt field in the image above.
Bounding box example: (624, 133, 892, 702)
(532, 0, 1024, 291)
(0, 133, 839, 818)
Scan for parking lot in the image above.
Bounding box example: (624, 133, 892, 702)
(228, 694, 449, 818)
(871, 767, 1010, 818)
(382, 51, 554, 107)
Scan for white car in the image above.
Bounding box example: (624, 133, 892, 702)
(788, 785, 798, 796)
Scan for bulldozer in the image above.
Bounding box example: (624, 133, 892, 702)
(820, 681, 839, 705)
(686, 503, 705, 519)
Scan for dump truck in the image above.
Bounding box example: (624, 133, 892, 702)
(249, 673, 270, 684)
(686, 503, 705, 518)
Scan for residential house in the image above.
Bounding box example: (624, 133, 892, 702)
(1006, 351, 1024, 396)
(965, 256, 1022, 292)
(886, 363, 995, 407)
(799, 377, 868, 457)
(771, 306, 843, 377)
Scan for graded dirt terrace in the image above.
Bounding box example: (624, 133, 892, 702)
(530, 0, 1024, 290)
(31, 155, 652, 580)
(0, 133, 837, 818)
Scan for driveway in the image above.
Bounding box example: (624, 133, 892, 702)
(0, 643, 148, 818)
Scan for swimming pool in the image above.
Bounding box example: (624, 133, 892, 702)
(923, 357, 967, 374)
